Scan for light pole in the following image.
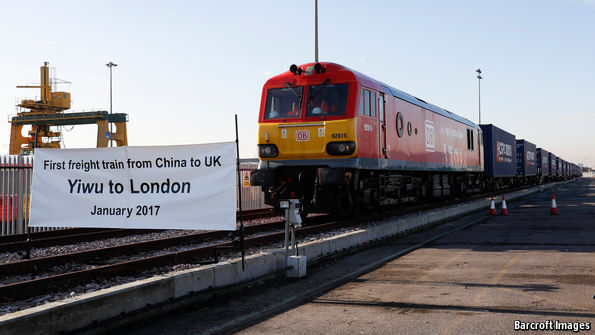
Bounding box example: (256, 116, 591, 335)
(314, 0, 318, 62)
(106, 62, 118, 147)
(476, 68, 482, 124)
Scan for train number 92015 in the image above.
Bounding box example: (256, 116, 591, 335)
(331, 133, 348, 139)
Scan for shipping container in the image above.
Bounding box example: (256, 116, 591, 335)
(548, 153, 556, 176)
(516, 140, 537, 176)
(550, 154, 558, 176)
(480, 124, 517, 177)
(536, 148, 549, 176)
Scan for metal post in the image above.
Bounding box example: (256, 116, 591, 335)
(291, 224, 298, 256)
(235, 114, 246, 271)
(34, 127, 38, 152)
(10, 156, 15, 235)
(16, 156, 24, 234)
(314, 0, 318, 62)
(0, 156, 3, 236)
(106, 62, 118, 147)
(284, 208, 289, 270)
(282, 199, 302, 272)
(476, 69, 482, 124)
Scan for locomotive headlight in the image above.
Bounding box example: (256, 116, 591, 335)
(326, 141, 356, 156)
(258, 144, 279, 158)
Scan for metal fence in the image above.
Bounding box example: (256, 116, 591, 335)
(1, 155, 34, 235)
(0, 155, 266, 236)
(237, 159, 268, 211)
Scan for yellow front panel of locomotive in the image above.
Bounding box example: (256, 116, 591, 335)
(258, 118, 357, 160)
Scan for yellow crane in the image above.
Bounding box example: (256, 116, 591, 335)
(9, 62, 128, 154)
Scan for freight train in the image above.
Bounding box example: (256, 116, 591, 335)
(250, 62, 581, 216)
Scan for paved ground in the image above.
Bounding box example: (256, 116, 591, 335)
(116, 178, 595, 335)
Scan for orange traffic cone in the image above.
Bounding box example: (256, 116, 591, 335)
(501, 196, 509, 215)
(550, 194, 558, 215)
(489, 196, 497, 215)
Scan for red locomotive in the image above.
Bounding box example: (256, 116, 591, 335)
(251, 62, 484, 215)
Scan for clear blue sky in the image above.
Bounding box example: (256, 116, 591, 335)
(1, 0, 594, 167)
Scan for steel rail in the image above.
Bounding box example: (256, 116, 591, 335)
(0, 208, 276, 251)
(0, 229, 162, 253)
(0, 220, 288, 277)
(0, 228, 107, 244)
(0, 215, 342, 302)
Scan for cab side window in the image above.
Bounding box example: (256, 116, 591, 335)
(359, 90, 365, 115)
(360, 88, 381, 118)
(364, 89, 370, 116)
(379, 93, 385, 122)
(371, 91, 377, 117)
(466, 129, 475, 150)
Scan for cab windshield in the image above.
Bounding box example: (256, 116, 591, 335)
(307, 83, 349, 117)
(264, 87, 303, 120)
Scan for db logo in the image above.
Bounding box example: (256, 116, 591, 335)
(425, 120, 435, 152)
(296, 130, 310, 142)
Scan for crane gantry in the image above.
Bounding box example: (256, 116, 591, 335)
(9, 62, 128, 154)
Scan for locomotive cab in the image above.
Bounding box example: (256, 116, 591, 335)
(257, 64, 357, 161)
(252, 63, 360, 214)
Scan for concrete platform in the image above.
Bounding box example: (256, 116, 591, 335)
(0, 180, 575, 334)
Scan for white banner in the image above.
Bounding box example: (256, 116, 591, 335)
(29, 142, 237, 231)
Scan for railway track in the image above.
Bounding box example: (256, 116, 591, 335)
(0, 214, 340, 302)
(0, 208, 276, 252)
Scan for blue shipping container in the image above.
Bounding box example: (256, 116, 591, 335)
(480, 124, 517, 177)
(536, 148, 549, 176)
(516, 140, 537, 176)
(549, 153, 558, 176)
